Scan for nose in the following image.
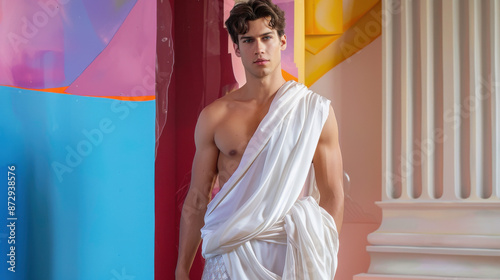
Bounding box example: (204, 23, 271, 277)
(254, 39, 264, 54)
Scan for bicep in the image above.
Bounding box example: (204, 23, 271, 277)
(313, 106, 344, 212)
(189, 145, 219, 198)
(186, 110, 220, 207)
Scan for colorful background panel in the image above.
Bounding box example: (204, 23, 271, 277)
(301, 0, 381, 85)
(0, 0, 156, 279)
(66, 0, 156, 99)
(0, 88, 155, 280)
(0, 0, 138, 89)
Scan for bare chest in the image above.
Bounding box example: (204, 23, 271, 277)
(214, 108, 266, 158)
(214, 101, 271, 185)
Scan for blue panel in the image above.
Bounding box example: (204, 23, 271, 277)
(0, 87, 154, 280)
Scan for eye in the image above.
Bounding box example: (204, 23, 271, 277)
(242, 38, 253, 43)
(263, 36, 272, 40)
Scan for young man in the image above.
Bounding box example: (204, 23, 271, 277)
(175, 0, 344, 279)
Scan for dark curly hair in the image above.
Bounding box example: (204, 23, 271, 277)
(225, 0, 286, 45)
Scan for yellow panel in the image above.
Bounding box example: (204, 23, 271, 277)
(305, 34, 341, 55)
(343, 0, 380, 30)
(305, 0, 343, 35)
(295, 0, 305, 83)
(305, 1, 382, 86)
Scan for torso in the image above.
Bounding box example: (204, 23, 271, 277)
(208, 88, 276, 188)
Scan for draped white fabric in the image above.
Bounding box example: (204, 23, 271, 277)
(201, 81, 339, 279)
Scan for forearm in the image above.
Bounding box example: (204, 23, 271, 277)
(176, 191, 209, 276)
(319, 191, 344, 233)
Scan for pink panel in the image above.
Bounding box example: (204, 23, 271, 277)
(0, 0, 64, 88)
(66, 0, 156, 97)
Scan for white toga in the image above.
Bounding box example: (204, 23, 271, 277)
(201, 81, 339, 280)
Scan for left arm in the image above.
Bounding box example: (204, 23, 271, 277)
(312, 105, 344, 233)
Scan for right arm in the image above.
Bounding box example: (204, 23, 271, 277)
(175, 108, 220, 279)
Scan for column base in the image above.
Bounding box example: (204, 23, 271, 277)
(357, 201, 500, 279)
(354, 273, 495, 280)
(357, 245, 500, 279)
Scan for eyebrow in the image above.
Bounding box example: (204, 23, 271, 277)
(239, 32, 274, 41)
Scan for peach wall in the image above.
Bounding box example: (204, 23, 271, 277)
(310, 36, 383, 279)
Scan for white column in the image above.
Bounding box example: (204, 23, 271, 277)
(420, 0, 435, 200)
(400, 0, 414, 200)
(355, 0, 500, 279)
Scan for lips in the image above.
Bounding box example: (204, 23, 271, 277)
(254, 59, 269, 65)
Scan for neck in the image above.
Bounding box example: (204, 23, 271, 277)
(242, 69, 286, 104)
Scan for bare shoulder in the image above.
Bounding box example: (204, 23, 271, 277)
(194, 91, 240, 144)
(199, 88, 244, 120)
(197, 92, 237, 124)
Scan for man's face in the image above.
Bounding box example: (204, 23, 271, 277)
(234, 17, 287, 79)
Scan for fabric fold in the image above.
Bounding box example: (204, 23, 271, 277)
(283, 197, 339, 279)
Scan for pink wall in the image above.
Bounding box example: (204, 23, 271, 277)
(310, 36, 383, 279)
